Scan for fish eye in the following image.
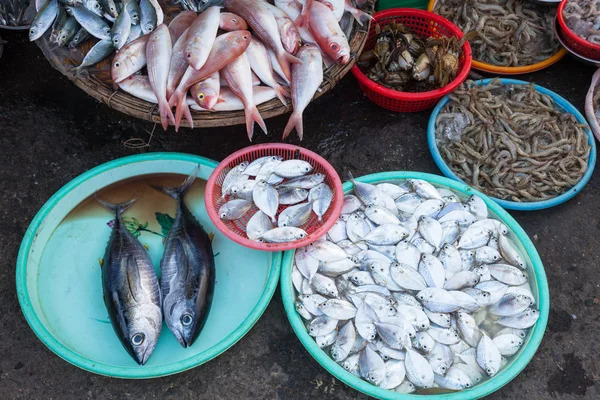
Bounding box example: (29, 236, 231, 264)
(329, 42, 340, 52)
(131, 333, 145, 346)
(232, 18, 237, 22)
(181, 314, 193, 326)
(441, 366, 446, 372)
(243, 35, 248, 40)
(465, 383, 471, 388)
(114, 62, 121, 68)
(198, 92, 205, 100)
(95, 3, 100, 8)
(187, 53, 192, 58)
(30, 29, 35, 35)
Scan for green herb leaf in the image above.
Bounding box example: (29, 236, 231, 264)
(155, 212, 175, 237)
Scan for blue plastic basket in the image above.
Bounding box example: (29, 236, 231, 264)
(427, 78, 597, 211)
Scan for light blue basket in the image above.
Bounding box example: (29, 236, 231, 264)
(427, 78, 597, 211)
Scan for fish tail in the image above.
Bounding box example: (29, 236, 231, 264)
(245, 105, 267, 141)
(274, 84, 290, 106)
(296, 0, 312, 28)
(277, 52, 302, 82)
(184, 102, 194, 128)
(95, 196, 137, 216)
(151, 165, 200, 199)
(174, 93, 187, 131)
(347, 171, 356, 183)
(282, 110, 303, 140)
(346, 4, 373, 27)
(158, 99, 174, 131)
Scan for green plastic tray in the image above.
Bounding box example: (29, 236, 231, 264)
(16, 153, 282, 378)
(280, 171, 549, 399)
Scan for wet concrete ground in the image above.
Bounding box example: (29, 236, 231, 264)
(1, 31, 599, 399)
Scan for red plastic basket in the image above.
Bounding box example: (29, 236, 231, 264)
(557, 0, 600, 61)
(351, 8, 472, 113)
(205, 144, 344, 252)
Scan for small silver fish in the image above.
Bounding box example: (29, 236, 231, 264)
(218, 199, 252, 220)
(246, 210, 273, 241)
(252, 180, 279, 223)
(277, 186, 309, 205)
(309, 183, 333, 221)
(260, 227, 307, 243)
(278, 201, 312, 227)
(272, 160, 313, 178)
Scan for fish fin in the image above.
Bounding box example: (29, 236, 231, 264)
(276, 52, 302, 82)
(208, 232, 214, 243)
(125, 254, 142, 303)
(345, 1, 373, 27)
(245, 105, 267, 141)
(296, 0, 312, 28)
(274, 84, 290, 106)
(99, 258, 104, 268)
(151, 165, 199, 199)
(282, 111, 303, 140)
(95, 197, 137, 216)
(158, 99, 174, 131)
(174, 239, 193, 296)
(184, 102, 194, 128)
(174, 93, 186, 132)
(347, 171, 356, 183)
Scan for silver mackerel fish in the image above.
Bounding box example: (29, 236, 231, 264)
(153, 168, 216, 348)
(98, 198, 162, 365)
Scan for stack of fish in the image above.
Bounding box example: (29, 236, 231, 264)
(292, 178, 539, 393)
(98, 169, 215, 365)
(0, 0, 33, 27)
(30, 0, 162, 51)
(218, 156, 334, 243)
(30, 0, 371, 140)
(563, 0, 600, 45)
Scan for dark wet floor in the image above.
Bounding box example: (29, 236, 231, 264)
(1, 30, 598, 399)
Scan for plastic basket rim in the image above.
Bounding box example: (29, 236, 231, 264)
(427, 0, 568, 74)
(557, 0, 600, 53)
(427, 78, 597, 211)
(15, 152, 283, 379)
(280, 171, 550, 400)
(204, 144, 344, 252)
(350, 8, 473, 102)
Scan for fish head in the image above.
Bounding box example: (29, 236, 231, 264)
(144, 23, 155, 34)
(221, 13, 248, 31)
(194, 88, 219, 110)
(124, 308, 161, 365)
(325, 36, 350, 65)
(108, 4, 118, 18)
(165, 297, 207, 348)
(29, 24, 40, 40)
(227, 30, 252, 51)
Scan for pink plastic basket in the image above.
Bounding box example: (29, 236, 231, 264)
(205, 144, 344, 252)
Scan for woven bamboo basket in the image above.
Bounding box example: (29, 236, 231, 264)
(36, 1, 374, 128)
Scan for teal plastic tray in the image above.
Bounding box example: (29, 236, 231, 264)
(281, 171, 549, 399)
(16, 153, 282, 378)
